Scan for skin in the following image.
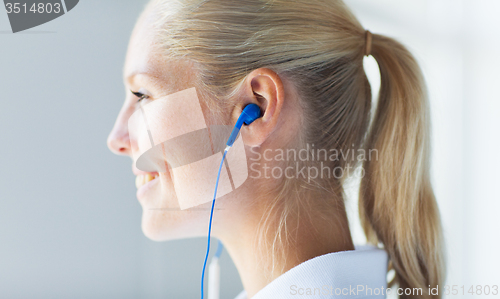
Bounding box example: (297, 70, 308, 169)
(107, 6, 354, 298)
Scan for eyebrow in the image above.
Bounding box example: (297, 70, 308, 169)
(124, 71, 147, 84)
(124, 71, 166, 92)
(124, 71, 165, 87)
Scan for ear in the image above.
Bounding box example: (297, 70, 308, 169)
(233, 68, 285, 147)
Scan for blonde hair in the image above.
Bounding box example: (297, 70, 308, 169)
(148, 0, 446, 297)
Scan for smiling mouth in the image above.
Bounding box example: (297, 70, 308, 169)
(135, 173, 159, 188)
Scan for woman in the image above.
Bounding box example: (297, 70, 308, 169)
(107, 0, 445, 298)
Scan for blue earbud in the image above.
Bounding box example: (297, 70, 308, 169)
(226, 104, 261, 147)
(201, 103, 262, 299)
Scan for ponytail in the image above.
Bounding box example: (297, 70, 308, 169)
(359, 34, 446, 298)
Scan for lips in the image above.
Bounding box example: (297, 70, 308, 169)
(132, 163, 160, 188)
(135, 171, 161, 202)
(135, 173, 159, 188)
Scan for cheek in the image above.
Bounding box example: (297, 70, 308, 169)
(170, 152, 234, 210)
(129, 88, 208, 173)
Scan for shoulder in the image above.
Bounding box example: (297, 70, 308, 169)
(236, 245, 388, 299)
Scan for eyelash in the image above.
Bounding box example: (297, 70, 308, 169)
(131, 90, 149, 102)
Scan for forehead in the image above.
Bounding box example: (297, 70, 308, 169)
(123, 6, 198, 94)
(123, 7, 161, 82)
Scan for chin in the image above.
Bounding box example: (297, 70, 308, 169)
(140, 208, 179, 241)
(141, 216, 168, 241)
(137, 173, 226, 241)
(140, 205, 208, 241)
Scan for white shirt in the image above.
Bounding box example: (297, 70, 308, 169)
(234, 245, 388, 299)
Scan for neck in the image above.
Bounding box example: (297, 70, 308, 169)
(219, 192, 354, 298)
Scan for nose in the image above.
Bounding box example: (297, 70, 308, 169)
(107, 110, 132, 156)
(107, 126, 131, 156)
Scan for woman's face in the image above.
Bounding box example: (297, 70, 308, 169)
(107, 5, 302, 243)
(107, 9, 244, 241)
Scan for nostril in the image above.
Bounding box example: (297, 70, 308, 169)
(107, 135, 129, 155)
(107, 125, 132, 154)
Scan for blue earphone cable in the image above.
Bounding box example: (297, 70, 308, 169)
(200, 104, 260, 299)
(201, 148, 229, 299)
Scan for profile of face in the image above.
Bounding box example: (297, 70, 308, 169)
(107, 11, 219, 241)
(107, 6, 299, 242)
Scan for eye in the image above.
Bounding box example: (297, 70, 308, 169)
(130, 90, 149, 102)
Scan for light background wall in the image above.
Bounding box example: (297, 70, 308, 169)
(0, 1, 242, 298)
(0, 0, 498, 298)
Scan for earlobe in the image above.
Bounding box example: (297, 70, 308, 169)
(238, 68, 285, 147)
